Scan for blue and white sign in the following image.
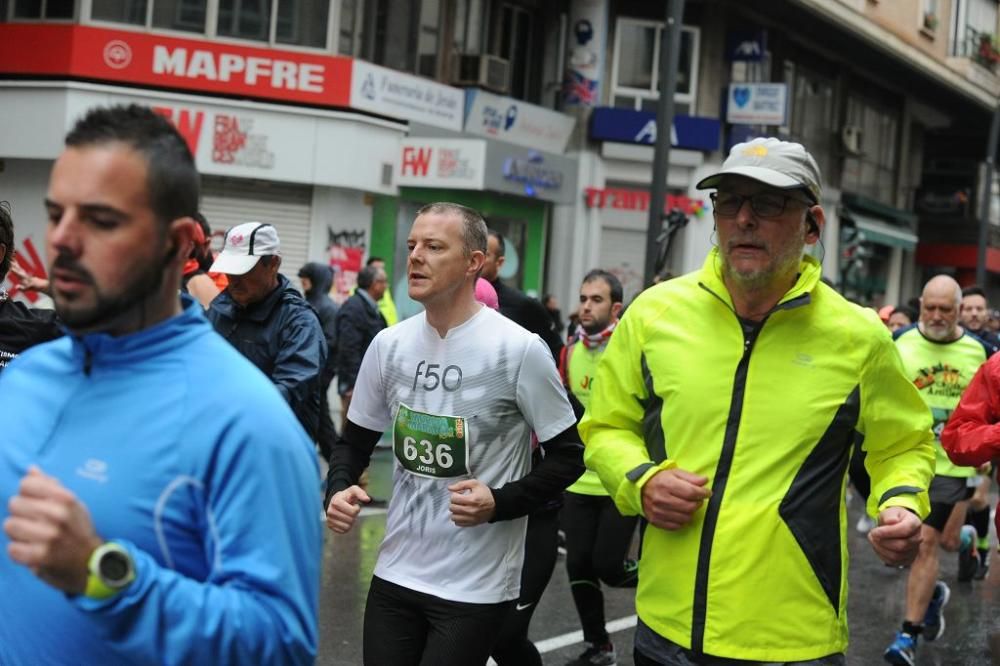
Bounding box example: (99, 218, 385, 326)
(726, 83, 787, 125)
(463, 89, 575, 153)
(350, 60, 463, 131)
(588, 107, 721, 152)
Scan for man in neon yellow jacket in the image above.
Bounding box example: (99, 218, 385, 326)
(579, 137, 935, 665)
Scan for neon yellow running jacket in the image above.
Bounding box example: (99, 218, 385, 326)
(579, 249, 935, 662)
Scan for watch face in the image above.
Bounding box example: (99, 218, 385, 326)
(99, 551, 130, 584)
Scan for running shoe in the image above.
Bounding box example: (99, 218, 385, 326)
(958, 525, 979, 582)
(922, 580, 951, 641)
(883, 631, 917, 666)
(565, 642, 616, 666)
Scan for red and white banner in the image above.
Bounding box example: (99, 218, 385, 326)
(0, 24, 352, 107)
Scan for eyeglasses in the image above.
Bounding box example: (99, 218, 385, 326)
(710, 192, 813, 218)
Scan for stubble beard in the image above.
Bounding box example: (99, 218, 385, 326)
(54, 252, 168, 334)
(722, 237, 806, 291)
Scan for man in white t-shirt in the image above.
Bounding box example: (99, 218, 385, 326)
(324, 202, 583, 666)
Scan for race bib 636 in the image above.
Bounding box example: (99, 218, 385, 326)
(393, 403, 470, 479)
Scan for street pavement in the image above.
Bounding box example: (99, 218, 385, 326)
(319, 448, 998, 665)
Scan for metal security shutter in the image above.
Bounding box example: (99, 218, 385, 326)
(598, 227, 647, 304)
(200, 176, 313, 287)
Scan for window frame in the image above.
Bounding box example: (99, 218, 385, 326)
(67, 0, 335, 52)
(610, 16, 700, 112)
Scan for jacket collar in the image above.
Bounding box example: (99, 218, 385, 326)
(213, 274, 292, 323)
(71, 294, 209, 369)
(697, 247, 820, 313)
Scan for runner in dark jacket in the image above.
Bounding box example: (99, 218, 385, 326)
(207, 222, 326, 441)
(299, 261, 339, 458)
(0, 201, 62, 374)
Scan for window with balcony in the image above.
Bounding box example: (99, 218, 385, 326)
(952, 0, 1000, 66)
(610, 17, 699, 114)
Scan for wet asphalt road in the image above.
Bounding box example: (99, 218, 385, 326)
(318, 448, 998, 665)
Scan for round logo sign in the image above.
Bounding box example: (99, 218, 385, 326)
(103, 40, 133, 70)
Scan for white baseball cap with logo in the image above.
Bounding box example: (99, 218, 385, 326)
(210, 222, 281, 276)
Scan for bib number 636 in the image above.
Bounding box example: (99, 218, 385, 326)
(401, 437, 454, 468)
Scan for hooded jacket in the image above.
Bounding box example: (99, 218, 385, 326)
(299, 262, 338, 383)
(208, 273, 326, 439)
(579, 249, 935, 661)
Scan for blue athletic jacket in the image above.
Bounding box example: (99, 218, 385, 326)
(0, 296, 321, 665)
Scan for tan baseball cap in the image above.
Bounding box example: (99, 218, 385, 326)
(696, 137, 822, 203)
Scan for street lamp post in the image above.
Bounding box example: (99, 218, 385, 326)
(643, 0, 686, 287)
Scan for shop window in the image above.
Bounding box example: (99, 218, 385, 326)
(840, 96, 900, 206)
(611, 17, 699, 115)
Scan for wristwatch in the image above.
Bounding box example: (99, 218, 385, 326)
(84, 541, 136, 600)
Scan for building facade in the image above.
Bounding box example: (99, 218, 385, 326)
(3, 0, 1000, 315)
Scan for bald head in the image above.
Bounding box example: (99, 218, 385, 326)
(919, 274, 962, 342)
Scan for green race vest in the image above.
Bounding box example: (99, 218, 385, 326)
(895, 328, 987, 478)
(567, 341, 608, 496)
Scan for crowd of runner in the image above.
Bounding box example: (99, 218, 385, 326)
(2, 104, 1000, 666)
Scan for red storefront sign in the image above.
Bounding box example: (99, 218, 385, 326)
(584, 187, 705, 217)
(0, 24, 352, 107)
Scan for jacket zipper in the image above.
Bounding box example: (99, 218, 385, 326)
(689, 317, 759, 653)
(689, 285, 809, 653)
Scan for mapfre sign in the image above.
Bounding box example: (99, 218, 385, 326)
(0, 24, 352, 106)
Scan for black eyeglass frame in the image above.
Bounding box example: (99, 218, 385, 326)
(709, 191, 815, 219)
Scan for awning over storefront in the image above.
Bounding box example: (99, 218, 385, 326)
(844, 210, 919, 250)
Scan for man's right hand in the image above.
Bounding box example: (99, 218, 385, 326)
(641, 468, 711, 530)
(325, 486, 370, 534)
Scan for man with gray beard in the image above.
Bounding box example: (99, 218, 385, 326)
(580, 138, 934, 665)
(884, 274, 993, 664)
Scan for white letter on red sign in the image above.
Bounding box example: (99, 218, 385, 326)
(152, 45, 187, 75)
(272, 60, 297, 90)
(299, 64, 324, 93)
(187, 50, 218, 80)
(245, 57, 272, 85)
(218, 53, 245, 82)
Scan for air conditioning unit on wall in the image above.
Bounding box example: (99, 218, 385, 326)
(841, 125, 864, 155)
(451, 54, 511, 94)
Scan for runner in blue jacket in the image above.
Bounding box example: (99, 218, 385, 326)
(0, 104, 320, 665)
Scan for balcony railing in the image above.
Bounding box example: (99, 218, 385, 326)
(955, 26, 1000, 71)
